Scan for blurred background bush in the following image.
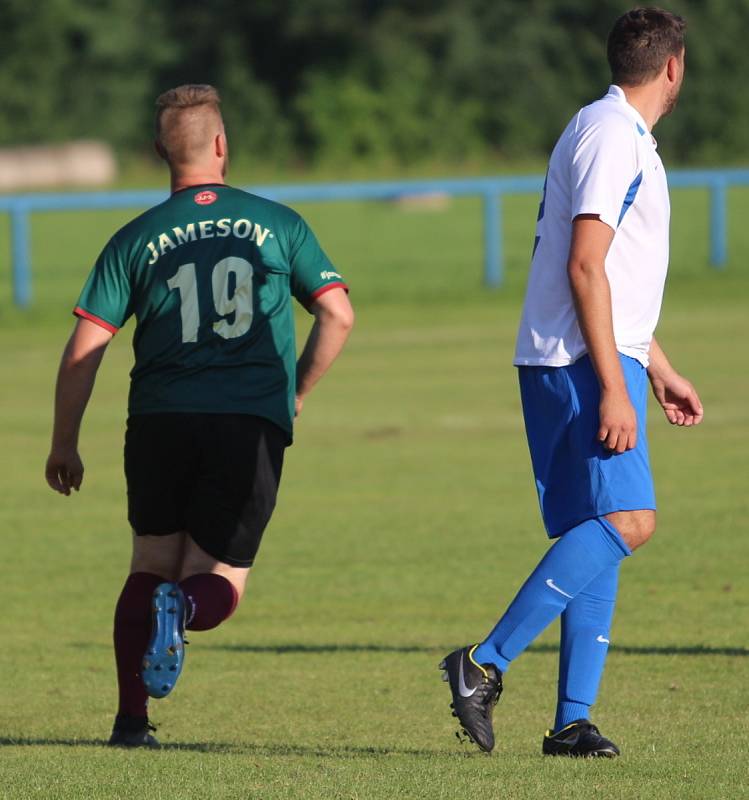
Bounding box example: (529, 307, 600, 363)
(2, 0, 747, 180)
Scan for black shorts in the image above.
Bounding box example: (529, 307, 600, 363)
(124, 413, 287, 567)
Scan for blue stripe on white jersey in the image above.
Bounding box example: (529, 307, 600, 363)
(617, 170, 644, 226)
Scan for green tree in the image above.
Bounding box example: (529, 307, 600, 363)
(1, 0, 748, 168)
(0, 0, 172, 149)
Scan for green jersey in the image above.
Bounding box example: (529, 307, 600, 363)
(75, 183, 347, 439)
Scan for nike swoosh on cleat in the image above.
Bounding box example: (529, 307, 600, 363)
(596, 635, 610, 644)
(458, 656, 477, 697)
(545, 578, 573, 598)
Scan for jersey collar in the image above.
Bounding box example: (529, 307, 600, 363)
(171, 182, 227, 196)
(606, 84, 657, 148)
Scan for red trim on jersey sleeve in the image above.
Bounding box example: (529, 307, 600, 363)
(73, 307, 119, 334)
(309, 282, 349, 302)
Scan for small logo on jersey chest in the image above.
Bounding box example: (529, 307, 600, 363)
(194, 190, 218, 205)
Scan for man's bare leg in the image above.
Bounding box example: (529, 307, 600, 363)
(605, 509, 656, 551)
(177, 536, 249, 631)
(130, 531, 187, 578)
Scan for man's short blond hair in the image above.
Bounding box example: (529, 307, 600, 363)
(155, 84, 224, 166)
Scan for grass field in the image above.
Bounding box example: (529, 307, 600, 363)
(0, 184, 747, 799)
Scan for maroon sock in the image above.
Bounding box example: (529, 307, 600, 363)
(179, 573, 239, 631)
(113, 571, 164, 717)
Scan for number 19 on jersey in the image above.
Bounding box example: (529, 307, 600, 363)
(167, 256, 254, 343)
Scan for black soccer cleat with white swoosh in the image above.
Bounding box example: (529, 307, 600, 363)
(440, 645, 502, 752)
(542, 719, 620, 758)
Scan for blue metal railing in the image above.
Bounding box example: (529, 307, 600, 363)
(2, 169, 748, 307)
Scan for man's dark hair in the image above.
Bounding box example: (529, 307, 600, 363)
(607, 8, 686, 86)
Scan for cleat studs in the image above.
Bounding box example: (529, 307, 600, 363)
(439, 660, 446, 669)
(162, 684, 170, 692)
(168, 590, 177, 598)
(168, 607, 176, 613)
(167, 646, 176, 655)
(169, 665, 176, 671)
(154, 665, 161, 671)
(441, 672, 449, 682)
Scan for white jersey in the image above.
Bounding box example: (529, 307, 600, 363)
(514, 85, 670, 368)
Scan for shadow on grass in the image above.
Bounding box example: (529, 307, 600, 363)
(205, 642, 749, 658)
(529, 643, 749, 657)
(69, 642, 440, 655)
(0, 737, 467, 759)
(68, 642, 749, 657)
(0, 737, 234, 752)
(198, 643, 440, 655)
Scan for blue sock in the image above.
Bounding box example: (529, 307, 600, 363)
(554, 563, 619, 732)
(473, 518, 629, 672)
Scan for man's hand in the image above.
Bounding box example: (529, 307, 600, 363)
(649, 371, 703, 426)
(294, 395, 304, 418)
(647, 337, 704, 427)
(46, 317, 112, 495)
(599, 388, 637, 453)
(45, 446, 84, 495)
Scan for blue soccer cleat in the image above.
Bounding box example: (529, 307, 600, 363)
(141, 582, 187, 699)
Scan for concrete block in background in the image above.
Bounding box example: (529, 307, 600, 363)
(0, 141, 117, 191)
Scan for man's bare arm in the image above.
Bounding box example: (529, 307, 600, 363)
(647, 337, 703, 426)
(567, 214, 636, 454)
(295, 288, 354, 416)
(46, 318, 114, 495)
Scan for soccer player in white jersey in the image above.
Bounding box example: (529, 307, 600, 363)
(441, 8, 703, 756)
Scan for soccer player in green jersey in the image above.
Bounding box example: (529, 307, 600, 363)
(45, 85, 354, 748)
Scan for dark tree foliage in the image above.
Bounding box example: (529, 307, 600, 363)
(1, 0, 748, 165)
(0, 0, 172, 149)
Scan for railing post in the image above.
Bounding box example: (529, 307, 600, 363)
(10, 203, 32, 307)
(709, 179, 727, 268)
(483, 191, 502, 287)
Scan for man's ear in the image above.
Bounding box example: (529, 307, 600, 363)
(665, 53, 681, 83)
(215, 133, 227, 158)
(154, 139, 168, 161)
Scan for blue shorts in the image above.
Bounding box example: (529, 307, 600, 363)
(518, 354, 656, 538)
